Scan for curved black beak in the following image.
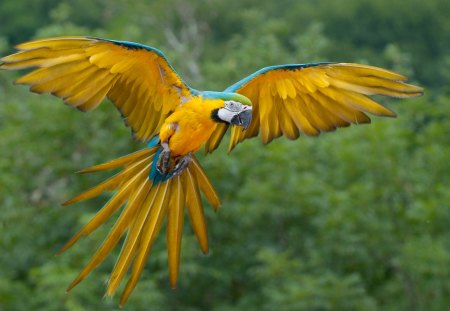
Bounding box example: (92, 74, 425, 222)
(230, 107, 252, 130)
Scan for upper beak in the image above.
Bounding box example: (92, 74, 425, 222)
(231, 107, 252, 130)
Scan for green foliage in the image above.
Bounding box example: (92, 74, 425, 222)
(0, 0, 449, 310)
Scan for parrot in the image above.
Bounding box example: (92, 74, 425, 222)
(0, 36, 423, 306)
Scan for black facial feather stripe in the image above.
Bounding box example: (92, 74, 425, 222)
(211, 109, 228, 124)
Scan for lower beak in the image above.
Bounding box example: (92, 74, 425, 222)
(231, 109, 252, 130)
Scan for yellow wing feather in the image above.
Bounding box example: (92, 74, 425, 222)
(0, 36, 192, 141)
(212, 63, 423, 152)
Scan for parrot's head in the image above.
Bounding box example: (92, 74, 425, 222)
(212, 100, 252, 130)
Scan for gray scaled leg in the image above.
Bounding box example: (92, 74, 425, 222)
(172, 152, 192, 176)
(156, 142, 171, 174)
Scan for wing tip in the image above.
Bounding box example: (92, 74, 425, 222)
(14, 36, 91, 50)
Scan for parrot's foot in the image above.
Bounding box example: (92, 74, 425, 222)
(156, 142, 171, 174)
(173, 153, 192, 176)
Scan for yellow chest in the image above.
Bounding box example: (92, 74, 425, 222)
(160, 97, 224, 156)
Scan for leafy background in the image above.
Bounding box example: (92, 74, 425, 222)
(0, 0, 449, 310)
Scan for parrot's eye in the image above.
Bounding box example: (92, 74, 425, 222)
(224, 101, 242, 112)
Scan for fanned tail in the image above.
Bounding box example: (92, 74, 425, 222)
(60, 146, 220, 306)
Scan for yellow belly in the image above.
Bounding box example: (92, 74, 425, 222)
(168, 119, 217, 156)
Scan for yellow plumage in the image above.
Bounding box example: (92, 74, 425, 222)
(205, 62, 423, 152)
(1, 36, 190, 141)
(0, 36, 423, 306)
(57, 147, 219, 306)
(167, 175, 185, 288)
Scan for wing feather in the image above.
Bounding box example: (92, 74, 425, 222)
(302, 94, 337, 131)
(284, 97, 320, 136)
(313, 90, 371, 124)
(278, 103, 300, 140)
(205, 123, 229, 153)
(1, 36, 193, 141)
(15, 60, 91, 84)
(307, 93, 351, 128)
(77, 78, 119, 111)
(15, 37, 93, 50)
(215, 62, 423, 151)
(65, 72, 117, 107)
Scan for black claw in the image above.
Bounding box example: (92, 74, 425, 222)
(157, 144, 171, 175)
(173, 153, 192, 176)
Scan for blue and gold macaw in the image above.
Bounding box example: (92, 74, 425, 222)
(1, 36, 423, 305)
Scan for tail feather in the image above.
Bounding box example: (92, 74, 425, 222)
(191, 158, 221, 210)
(58, 158, 151, 254)
(66, 179, 151, 291)
(119, 180, 173, 306)
(62, 153, 153, 206)
(61, 146, 220, 303)
(185, 169, 209, 254)
(106, 185, 160, 296)
(167, 176, 185, 288)
(77, 147, 155, 174)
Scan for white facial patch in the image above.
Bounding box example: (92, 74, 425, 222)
(217, 107, 237, 123)
(217, 100, 246, 122)
(224, 100, 243, 112)
(217, 100, 252, 125)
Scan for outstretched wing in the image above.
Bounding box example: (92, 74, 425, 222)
(205, 63, 423, 153)
(0, 36, 192, 141)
